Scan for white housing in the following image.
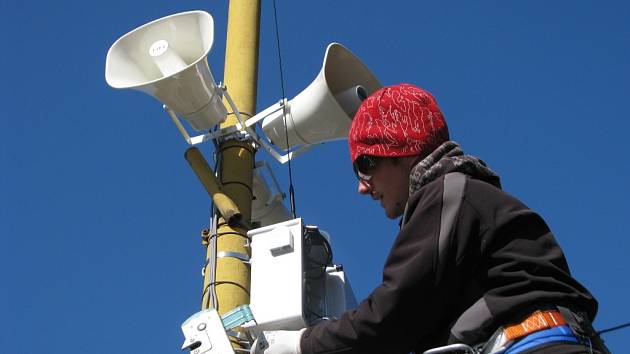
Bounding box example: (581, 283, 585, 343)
(247, 218, 356, 332)
(181, 309, 234, 354)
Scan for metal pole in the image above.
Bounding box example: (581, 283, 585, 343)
(199, 0, 260, 349)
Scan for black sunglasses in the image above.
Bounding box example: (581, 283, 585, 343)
(352, 155, 379, 181)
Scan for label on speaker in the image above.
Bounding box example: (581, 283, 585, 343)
(149, 40, 169, 57)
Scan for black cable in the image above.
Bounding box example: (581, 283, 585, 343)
(202, 280, 251, 313)
(272, 0, 297, 218)
(598, 321, 630, 335)
(221, 180, 254, 196)
(303, 229, 333, 279)
(212, 231, 251, 240)
(202, 280, 252, 294)
(204, 151, 221, 310)
(305, 307, 328, 320)
(206, 212, 218, 310)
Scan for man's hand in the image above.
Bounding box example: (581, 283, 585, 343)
(251, 329, 305, 354)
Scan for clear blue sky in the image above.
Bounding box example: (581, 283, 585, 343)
(1, 1, 629, 353)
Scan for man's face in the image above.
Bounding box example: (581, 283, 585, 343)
(357, 157, 416, 219)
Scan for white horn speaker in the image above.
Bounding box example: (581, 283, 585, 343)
(261, 43, 381, 149)
(105, 11, 227, 131)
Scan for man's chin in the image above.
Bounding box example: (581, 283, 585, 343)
(383, 204, 405, 219)
(384, 209, 402, 220)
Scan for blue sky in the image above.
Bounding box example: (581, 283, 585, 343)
(1, 1, 629, 353)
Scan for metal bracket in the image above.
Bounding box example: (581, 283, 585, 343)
(164, 89, 315, 164)
(217, 251, 250, 264)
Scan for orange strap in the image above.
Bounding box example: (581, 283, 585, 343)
(503, 310, 566, 341)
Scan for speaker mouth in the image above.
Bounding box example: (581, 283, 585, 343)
(358, 86, 368, 101)
(105, 11, 215, 89)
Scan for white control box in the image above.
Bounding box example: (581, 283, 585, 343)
(247, 218, 356, 332)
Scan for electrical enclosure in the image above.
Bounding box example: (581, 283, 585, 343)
(247, 218, 356, 332)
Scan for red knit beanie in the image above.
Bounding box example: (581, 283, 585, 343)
(348, 83, 449, 162)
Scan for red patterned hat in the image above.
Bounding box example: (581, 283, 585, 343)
(349, 83, 449, 162)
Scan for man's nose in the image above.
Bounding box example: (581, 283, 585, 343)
(357, 179, 371, 194)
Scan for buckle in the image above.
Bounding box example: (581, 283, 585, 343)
(479, 327, 511, 354)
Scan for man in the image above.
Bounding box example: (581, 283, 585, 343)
(253, 84, 609, 354)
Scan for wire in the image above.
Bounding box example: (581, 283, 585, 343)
(598, 321, 630, 335)
(272, 0, 297, 218)
(206, 156, 219, 308)
(202, 280, 252, 314)
(205, 212, 219, 310)
(302, 228, 334, 324)
(305, 307, 328, 321)
(204, 143, 221, 310)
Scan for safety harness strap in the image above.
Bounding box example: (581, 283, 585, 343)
(503, 310, 566, 341)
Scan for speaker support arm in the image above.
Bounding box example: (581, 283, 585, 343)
(164, 88, 314, 164)
(164, 105, 241, 145)
(223, 91, 315, 163)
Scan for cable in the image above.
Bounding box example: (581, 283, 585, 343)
(305, 307, 328, 321)
(204, 142, 222, 310)
(204, 155, 220, 310)
(272, 0, 297, 218)
(202, 280, 251, 313)
(304, 236, 332, 279)
(302, 228, 334, 325)
(598, 321, 630, 335)
(206, 212, 219, 310)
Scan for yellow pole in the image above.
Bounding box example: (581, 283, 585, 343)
(199, 0, 260, 345)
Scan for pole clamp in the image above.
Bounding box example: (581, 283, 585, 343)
(217, 251, 251, 264)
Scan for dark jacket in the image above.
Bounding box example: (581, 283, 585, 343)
(300, 172, 597, 354)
